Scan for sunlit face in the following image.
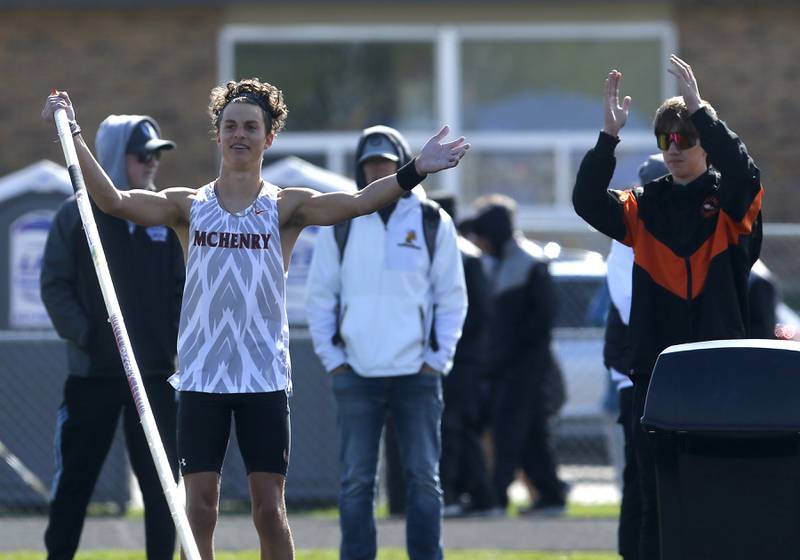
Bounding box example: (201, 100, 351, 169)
(362, 157, 399, 185)
(125, 152, 159, 190)
(217, 102, 274, 168)
(660, 124, 708, 185)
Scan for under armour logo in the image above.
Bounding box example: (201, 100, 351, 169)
(179, 458, 187, 467)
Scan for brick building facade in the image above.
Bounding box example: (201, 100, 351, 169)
(1, 1, 798, 221)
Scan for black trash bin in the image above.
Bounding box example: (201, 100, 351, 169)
(642, 339, 800, 560)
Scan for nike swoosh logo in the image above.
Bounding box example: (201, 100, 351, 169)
(255, 209, 267, 215)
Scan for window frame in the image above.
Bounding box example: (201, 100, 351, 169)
(220, 22, 677, 231)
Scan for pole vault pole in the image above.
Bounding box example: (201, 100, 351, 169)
(52, 102, 201, 560)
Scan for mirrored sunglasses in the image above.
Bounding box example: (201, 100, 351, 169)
(656, 131, 697, 151)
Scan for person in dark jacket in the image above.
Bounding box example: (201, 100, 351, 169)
(469, 194, 568, 514)
(432, 195, 499, 518)
(41, 115, 183, 560)
(573, 55, 763, 559)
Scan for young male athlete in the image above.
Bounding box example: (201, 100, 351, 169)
(42, 79, 469, 560)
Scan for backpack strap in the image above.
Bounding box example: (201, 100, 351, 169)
(333, 219, 351, 263)
(419, 199, 442, 352)
(420, 199, 441, 265)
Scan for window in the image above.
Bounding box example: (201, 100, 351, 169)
(462, 39, 663, 132)
(235, 41, 435, 132)
(460, 151, 556, 206)
(221, 23, 676, 230)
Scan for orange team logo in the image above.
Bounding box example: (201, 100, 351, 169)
(398, 229, 421, 250)
(609, 189, 633, 204)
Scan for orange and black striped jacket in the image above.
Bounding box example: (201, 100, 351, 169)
(572, 108, 763, 379)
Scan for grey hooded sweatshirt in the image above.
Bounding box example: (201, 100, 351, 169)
(40, 115, 185, 378)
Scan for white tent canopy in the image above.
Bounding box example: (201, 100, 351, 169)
(0, 160, 73, 204)
(262, 156, 355, 193)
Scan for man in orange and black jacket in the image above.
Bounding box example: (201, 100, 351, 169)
(572, 55, 763, 560)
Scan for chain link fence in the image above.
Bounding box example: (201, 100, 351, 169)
(1, 226, 797, 549)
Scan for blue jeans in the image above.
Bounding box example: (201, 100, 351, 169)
(332, 369, 444, 560)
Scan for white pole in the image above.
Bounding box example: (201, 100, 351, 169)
(52, 107, 201, 560)
(0, 439, 50, 500)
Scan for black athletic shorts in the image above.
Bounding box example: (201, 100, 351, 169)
(177, 390, 290, 476)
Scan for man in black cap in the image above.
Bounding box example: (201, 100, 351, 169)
(41, 115, 183, 560)
(307, 125, 467, 560)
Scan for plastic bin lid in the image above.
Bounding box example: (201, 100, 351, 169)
(642, 339, 800, 434)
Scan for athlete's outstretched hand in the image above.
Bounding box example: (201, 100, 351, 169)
(42, 90, 76, 123)
(603, 70, 630, 138)
(414, 125, 470, 174)
(668, 54, 702, 114)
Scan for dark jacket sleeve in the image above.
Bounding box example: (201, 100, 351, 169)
(572, 132, 628, 242)
(524, 261, 557, 343)
(603, 301, 633, 373)
(173, 235, 186, 333)
(691, 107, 762, 221)
(748, 273, 777, 340)
(40, 201, 90, 348)
(461, 254, 489, 340)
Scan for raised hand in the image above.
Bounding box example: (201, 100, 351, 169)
(42, 90, 76, 123)
(415, 125, 470, 174)
(668, 54, 702, 114)
(603, 70, 630, 138)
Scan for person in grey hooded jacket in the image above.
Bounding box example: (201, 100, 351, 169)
(41, 115, 183, 560)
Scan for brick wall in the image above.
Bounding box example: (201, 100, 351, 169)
(676, 2, 800, 221)
(2, 3, 797, 223)
(0, 8, 221, 188)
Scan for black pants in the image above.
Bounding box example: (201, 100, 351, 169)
(632, 378, 659, 560)
(617, 386, 642, 560)
(45, 376, 178, 560)
(440, 378, 495, 510)
(492, 377, 563, 507)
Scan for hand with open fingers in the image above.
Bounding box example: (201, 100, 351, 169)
(668, 54, 702, 114)
(603, 70, 630, 138)
(42, 90, 75, 123)
(414, 125, 470, 174)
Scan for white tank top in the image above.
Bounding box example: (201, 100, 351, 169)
(169, 181, 291, 394)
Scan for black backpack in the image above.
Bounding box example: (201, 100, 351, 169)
(330, 199, 442, 351)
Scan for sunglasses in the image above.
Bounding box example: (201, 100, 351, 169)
(656, 131, 697, 151)
(137, 151, 162, 164)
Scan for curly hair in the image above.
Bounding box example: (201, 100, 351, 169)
(208, 78, 288, 136)
(653, 95, 717, 136)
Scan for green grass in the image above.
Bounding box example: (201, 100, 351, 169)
(0, 551, 618, 560)
(566, 502, 620, 519)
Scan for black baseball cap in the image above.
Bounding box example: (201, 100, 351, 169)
(126, 121, 176, 155)
(357, 134, 399, 164)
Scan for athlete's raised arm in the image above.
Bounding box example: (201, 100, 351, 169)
(281, 125, 469, 228)
(42, 91, 193, 228)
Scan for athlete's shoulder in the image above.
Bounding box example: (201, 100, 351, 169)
(277, 186, 319, 202)
(276, 186, 322, 214)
